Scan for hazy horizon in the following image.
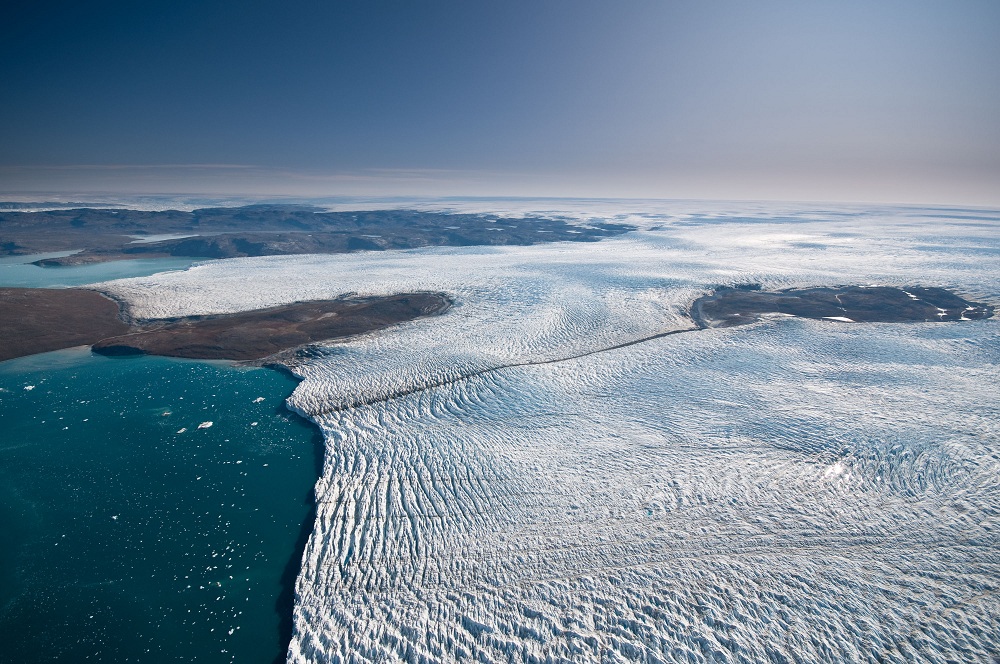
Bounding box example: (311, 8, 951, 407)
(2, 0, 998, 206)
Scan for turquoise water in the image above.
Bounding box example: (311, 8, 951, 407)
(0, 254, 202, 288)
(0, 349, 320, 663)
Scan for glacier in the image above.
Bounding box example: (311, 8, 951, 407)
(98, 202, 1000, 662)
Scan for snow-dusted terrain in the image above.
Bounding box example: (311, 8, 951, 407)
(99, 202, 1000, 662)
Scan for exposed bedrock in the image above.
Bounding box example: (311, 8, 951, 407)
(0, 205, 636, 265)
(0, 290, 451, 362)
(91, 293, 453, 361)
(692, 285, 993, 328)
(0, 288, 129, 362)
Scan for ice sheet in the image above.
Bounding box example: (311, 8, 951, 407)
(97, 202, 1000, 662)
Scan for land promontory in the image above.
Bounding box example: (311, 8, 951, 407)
(0, 205, 635, 265)
(0, 289, 451, 362)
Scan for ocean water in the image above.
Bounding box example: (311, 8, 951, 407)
(0, 349, 320, 663)
(0, 254, 202, 288)
(98, 201, 1000, 662)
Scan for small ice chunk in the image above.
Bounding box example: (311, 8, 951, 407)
(198, 421, 213, 429)
(24, 385, 35, 391)
(176, 427, 187, 434)
(250, 422, 258, 427)
(253, 397, 265, 403)
(822, 316, 855, 322)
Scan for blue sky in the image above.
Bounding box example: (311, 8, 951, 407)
(2, 0, 998, 204)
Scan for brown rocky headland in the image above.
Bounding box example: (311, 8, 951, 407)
(0, 289, 451, 363)
(92, 293, 451, 361)
(0, 288, 130, 361)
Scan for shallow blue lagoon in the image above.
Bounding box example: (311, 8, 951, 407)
(0, 255, 202, 288)
(0, 349, 319, 663)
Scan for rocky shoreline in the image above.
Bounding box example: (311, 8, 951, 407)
(0, 288, 452, 363)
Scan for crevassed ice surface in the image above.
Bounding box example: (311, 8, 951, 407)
(99, 203, 1000, 663)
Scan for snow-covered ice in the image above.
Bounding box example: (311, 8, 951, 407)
(97, 202, 1000, 662)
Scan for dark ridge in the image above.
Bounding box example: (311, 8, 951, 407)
(691, 285, 994, 328)
(0, 202, 123, 210)
(0, 205, 636, 265)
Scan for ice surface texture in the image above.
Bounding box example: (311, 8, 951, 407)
(100, 203, 1000, 662)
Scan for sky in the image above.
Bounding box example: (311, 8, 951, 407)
(1, 0, 998, 205)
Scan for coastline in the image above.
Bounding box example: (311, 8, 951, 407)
(265, 371, 325, 664)
(0, 288, 453, 363)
